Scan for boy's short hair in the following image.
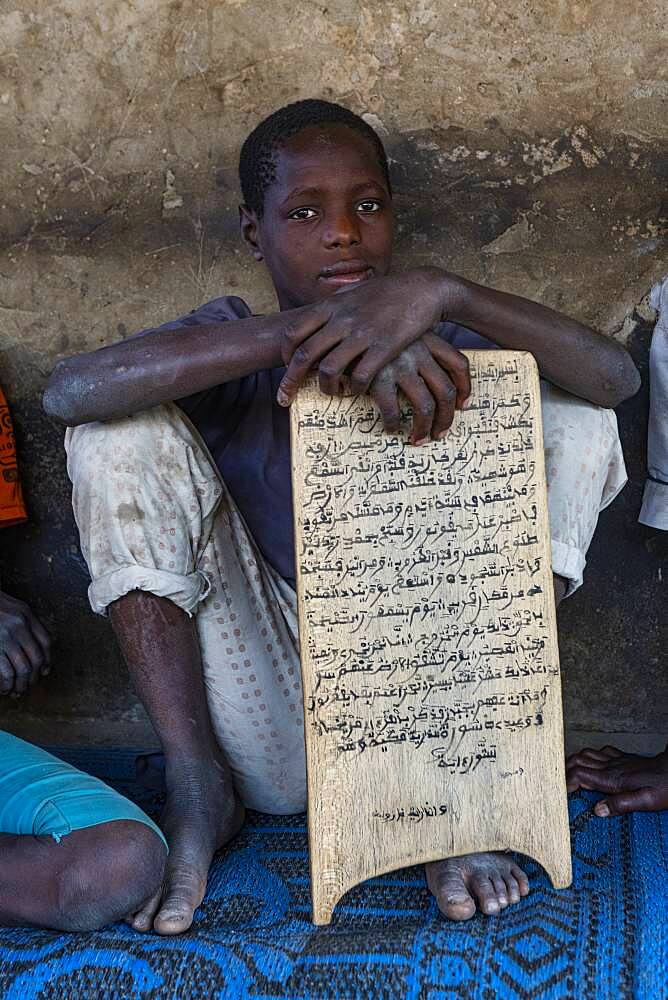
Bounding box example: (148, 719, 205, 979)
(239, 98, 391, 218)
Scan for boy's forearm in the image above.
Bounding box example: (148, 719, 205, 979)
(447, 273, 641, 407)
(43, 312, 291, 425)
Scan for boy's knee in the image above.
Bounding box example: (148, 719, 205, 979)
(116, 823, 167, 916)
(540, 381, 622, 468)
(115, 820, 167, 897)
(67, 404, 222, 533)
(66, 406, 177, 484)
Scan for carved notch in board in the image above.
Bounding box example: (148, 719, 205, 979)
(290, 351, 572, 925)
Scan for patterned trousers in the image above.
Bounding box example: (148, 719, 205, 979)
(65, 383, 626, 813)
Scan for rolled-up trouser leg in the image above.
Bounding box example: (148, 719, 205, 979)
(539, 380, 627, 597)
(66, 404, 306, 815)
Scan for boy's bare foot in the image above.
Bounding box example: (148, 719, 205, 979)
(426, 852, 529, 919)
(127, 751, 245, 935)
(566, 744, 668, 815)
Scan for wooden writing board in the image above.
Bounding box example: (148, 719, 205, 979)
(290, 351, 572, 925)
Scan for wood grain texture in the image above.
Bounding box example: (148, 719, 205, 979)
(290, 351, 572, 925)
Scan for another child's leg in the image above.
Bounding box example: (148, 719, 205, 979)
(0, 736, 166, 931)
(0, 822, 164, 931)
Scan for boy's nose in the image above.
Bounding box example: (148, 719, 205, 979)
(323, 212, 361, 248)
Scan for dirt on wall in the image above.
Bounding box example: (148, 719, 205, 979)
(0, 1, 666, 744)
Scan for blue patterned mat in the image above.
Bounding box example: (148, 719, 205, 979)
(0, 747, 665, 999)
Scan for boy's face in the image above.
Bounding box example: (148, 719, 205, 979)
(240, 124, 394, 310)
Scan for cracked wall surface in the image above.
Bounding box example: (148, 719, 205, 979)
(0, 1, 666, 744)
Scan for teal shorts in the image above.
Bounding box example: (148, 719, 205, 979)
(0, 732, 167, 849)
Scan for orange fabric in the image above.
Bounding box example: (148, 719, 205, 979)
(0, 386, 27, 528)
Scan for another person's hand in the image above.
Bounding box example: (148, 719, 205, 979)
(566, 745, 668, 816)
(277, 267, 465, 406)
(0, 590, 51, 695)
(369, 334, 470, 444)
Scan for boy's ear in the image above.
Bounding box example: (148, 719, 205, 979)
(239, 204, 264, 261)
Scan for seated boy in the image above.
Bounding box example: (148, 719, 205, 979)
(44, 99, 640, 934)
(0, 588, 167, 931)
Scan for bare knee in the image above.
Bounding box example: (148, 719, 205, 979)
(105, 821, 167, 914)
(55, 821, 166, 932)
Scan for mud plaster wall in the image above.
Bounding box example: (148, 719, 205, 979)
(0, 0, 666, 747)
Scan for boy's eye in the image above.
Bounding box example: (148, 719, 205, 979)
(358, 200, 381, 213)
(288, 207, 318, 221)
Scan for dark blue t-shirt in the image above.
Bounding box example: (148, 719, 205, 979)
(138, 296, 496, 587)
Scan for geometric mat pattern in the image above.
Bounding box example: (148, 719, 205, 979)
(0, 747, 665, 999)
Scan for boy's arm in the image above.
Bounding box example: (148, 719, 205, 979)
(449, 273, 641, 408)
(278, 269, 640, 411)
(43, 311, 299, 425)
(44, 270, 471, 427)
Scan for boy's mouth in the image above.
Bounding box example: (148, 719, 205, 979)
(318, 259, 374, 287)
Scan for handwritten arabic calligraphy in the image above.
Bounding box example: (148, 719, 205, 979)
(372, 802, 450, 823)
(294, 356, 558, 780)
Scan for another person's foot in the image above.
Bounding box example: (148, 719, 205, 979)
(566, 744, 668, 816)
(426, 852, 529, 920)
(128, 749, 245, 935)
